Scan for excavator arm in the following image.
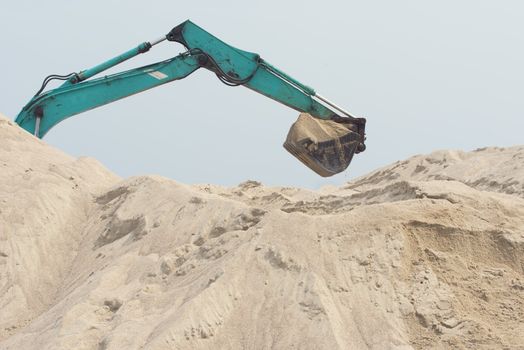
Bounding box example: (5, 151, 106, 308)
(15, 20, 366, 177)
(16, 53, 202, 137)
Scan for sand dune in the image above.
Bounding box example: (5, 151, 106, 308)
(1, 113, 523, 349)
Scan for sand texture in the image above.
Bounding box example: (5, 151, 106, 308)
(1, 113, 523, 349)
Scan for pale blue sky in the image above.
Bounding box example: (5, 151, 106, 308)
(2, 1, 523, 188)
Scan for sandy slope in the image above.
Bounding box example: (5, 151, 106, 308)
(0, 113, 523, 349)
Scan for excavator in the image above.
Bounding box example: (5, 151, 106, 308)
(15, 20, 366, 177)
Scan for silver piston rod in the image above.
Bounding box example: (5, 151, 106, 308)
(314, 93, 357, 120)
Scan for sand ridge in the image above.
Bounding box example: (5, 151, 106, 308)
(0, 113, 523, 349)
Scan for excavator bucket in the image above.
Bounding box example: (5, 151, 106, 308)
(284, 113, 363, 177)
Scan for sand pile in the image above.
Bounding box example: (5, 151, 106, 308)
(0, 113, 523, 349)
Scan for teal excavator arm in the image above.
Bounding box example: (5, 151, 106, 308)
(15, 20, 366, 177)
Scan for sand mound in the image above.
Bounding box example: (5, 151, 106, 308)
(345, 147, 524, 197)
(1, 113, 523, 349)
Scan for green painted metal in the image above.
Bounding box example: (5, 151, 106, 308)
(167, 20, 260, 82)
(168, 21, 333, 118)
(258, 59, 316, 96)
(62, 42, 152, 87)
(244, 66, 334, 118)
(15, 20, 343, 138)
(16, 54, 201, 137)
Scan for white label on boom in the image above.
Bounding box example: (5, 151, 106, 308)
(147, 71, 168, 80)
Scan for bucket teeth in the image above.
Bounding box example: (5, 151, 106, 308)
(283, 113, 363, 177)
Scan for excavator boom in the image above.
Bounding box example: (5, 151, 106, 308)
(15, 20, 366, 177)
